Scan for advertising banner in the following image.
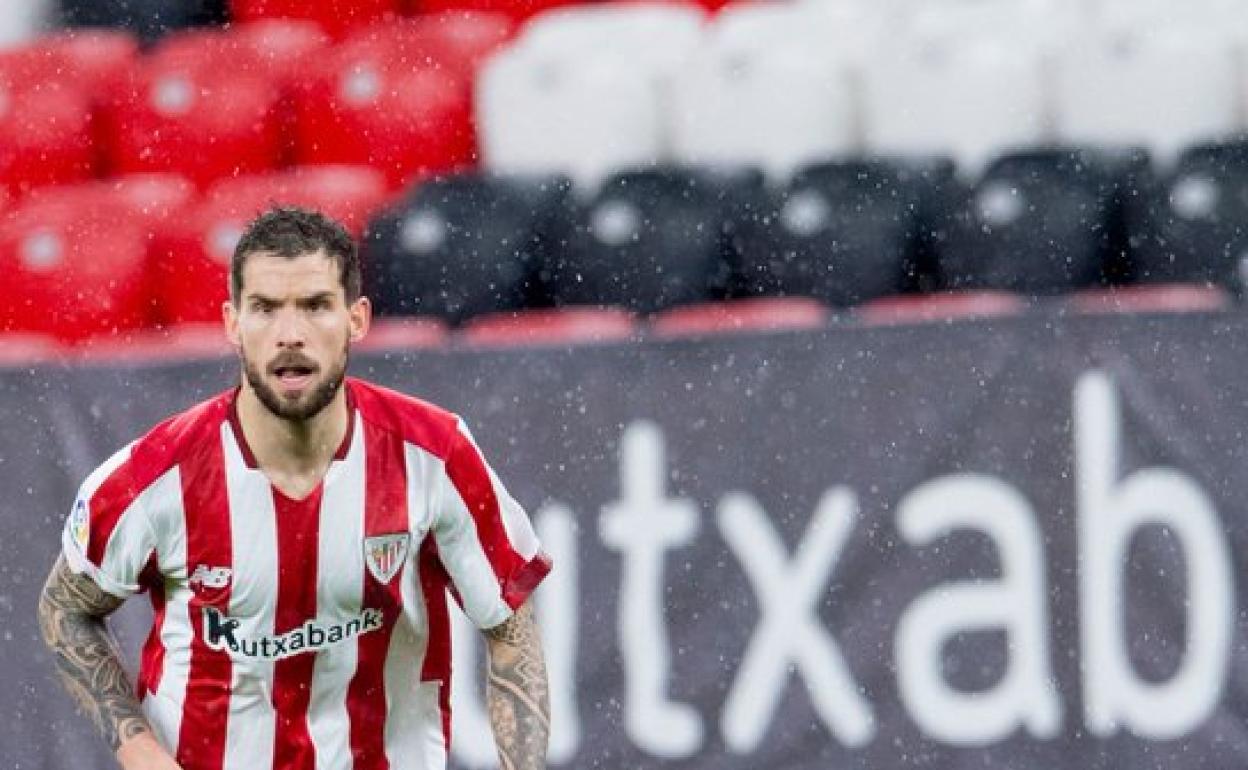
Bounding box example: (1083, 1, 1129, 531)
(2, 313, 1247, 769)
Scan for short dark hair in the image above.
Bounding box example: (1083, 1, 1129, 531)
(231, 206, 362, 303)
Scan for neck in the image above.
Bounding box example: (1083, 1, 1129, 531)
(235, 380, 349, 477)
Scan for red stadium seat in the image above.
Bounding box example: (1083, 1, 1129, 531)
(29, 173, 197, 230)
(357, 316, 450, 352)
(0, 85, 94, 197)
(98, 59, 284, 188)
(208, 165, 390, 236)
(0, 196, 149, 342)
(231, 0, 401, 39)
(346, 11, 516, 82)
(1064, 284, 1233, 315)
(151, 166, 390, 325)
(459, 307, 638, 347)
(853, 291, 1029, 326)
(73, 323, 233, 363)
(408, 0, 579, 24)
(291, 44, 476, 188)
(153, 21, 329, 91)
(41, 29, 139, 96)
(649, 297, 830, 338)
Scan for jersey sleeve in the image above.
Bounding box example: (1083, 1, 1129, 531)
(430, 419, 552, 630)
(62, 442, 159, 598)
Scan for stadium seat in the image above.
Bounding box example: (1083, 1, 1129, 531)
(42, 28, 139, 96)
(671, 11, 856, 178)
(344, 11, 515, 84)
(518, 2, 704, 69)
(28, 173, 198, 239)
(1064, 284, 1232, 315)
(459, 307, 637, 347)
(72, 323, 233, 363)
(153, 20, 329, 91)
(0, 84, 95, 197)
(939, 148, 1150, 294)
(477, 45, 663, 190)
(356, 316, 450, 352)
(861, 37, 1047, 174)
(364, 172, 573, 323)
(56, 0, 228, 42)
(1127, 141, 1248, 288)
(0, 1, 45, 47)
(409, 0, 580, 25)
(229, 0, 400, 39)
(853, 291, 1028, 326)
(98, 59, 284, 188)
(151, 166, 389, 325)
(731, 158, 939, 307)
(649, 297, 830, 339)
(904, 0, 1079, 55)
(0, 195, 149, 342)
(291, 43, 474, 189)
(154, 22, 329, 165)
(1053, 28, 1237, 161)
(477, 2, 703, 189)
(545, 167, 740, 313)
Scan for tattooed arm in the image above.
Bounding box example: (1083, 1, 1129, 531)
(37, 555, 181, 769)
(484, 599, 550, 770)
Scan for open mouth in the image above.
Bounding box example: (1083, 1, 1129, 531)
(271, 363, 317, 391)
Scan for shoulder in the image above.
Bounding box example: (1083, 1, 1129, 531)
(347, 377, 463, 460)
(108, 390, 233, 491)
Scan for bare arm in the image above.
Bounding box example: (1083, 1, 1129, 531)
(37, 555, 179, 768)
(484, 599, 550, 770)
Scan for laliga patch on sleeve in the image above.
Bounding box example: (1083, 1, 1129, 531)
(71, 498, 90, 552)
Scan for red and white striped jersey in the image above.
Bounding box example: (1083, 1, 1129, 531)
(61, 377, 551, 770)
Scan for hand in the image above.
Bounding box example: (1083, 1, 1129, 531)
(116, 732, 183, 770)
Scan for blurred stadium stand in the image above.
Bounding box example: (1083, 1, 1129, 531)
(0, 0, 1246, 357)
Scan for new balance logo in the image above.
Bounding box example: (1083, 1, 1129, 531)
(202, 606, 384, 660)
(189, 565, 232, 592)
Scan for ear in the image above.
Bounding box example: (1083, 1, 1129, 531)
(348, 296, 372, 343)
(223, 299, 242, 350)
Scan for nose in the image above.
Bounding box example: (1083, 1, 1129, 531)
(273, 307, 307, 349)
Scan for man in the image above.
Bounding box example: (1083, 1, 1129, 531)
(36, 207, 552, 770)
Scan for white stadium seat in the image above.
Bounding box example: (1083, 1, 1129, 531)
(517, 1, 705, 76)
(861, 37, 1048, 173)
(671, 42, 856, 178)
(1053, 28, 1239, 161)
(477, 1, 705, 191)
(476, 44, 664, 191)
(0, 0, 51, 47)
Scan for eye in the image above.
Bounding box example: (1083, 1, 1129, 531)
(251, 300, 276, 314)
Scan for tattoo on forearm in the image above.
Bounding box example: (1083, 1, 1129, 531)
(485, 601, 550, 770)
(37, 555, 152, 752)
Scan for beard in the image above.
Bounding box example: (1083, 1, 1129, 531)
(242, 342, 348, 422)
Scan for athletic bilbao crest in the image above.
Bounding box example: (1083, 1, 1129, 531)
(364, 533, 410, 584)
(70, 499, 89, 552)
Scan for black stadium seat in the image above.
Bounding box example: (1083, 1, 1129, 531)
(730, 157, 951, 307)
(1127, 140, 1248, 290)
(57, 0, 228, 42)
(364, 172, 574, 324)
(543, 166, 747, 313)
(939, 147, 1150, 293)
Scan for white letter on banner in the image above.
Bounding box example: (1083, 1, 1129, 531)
(1075, 371, 1234, 739)
(718, 487, 875, 751)
(894, 475, 1061, 745)
(599, 421, 703, 757)
(451, 502, 582, 767)
(535, 503, 582, 763)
